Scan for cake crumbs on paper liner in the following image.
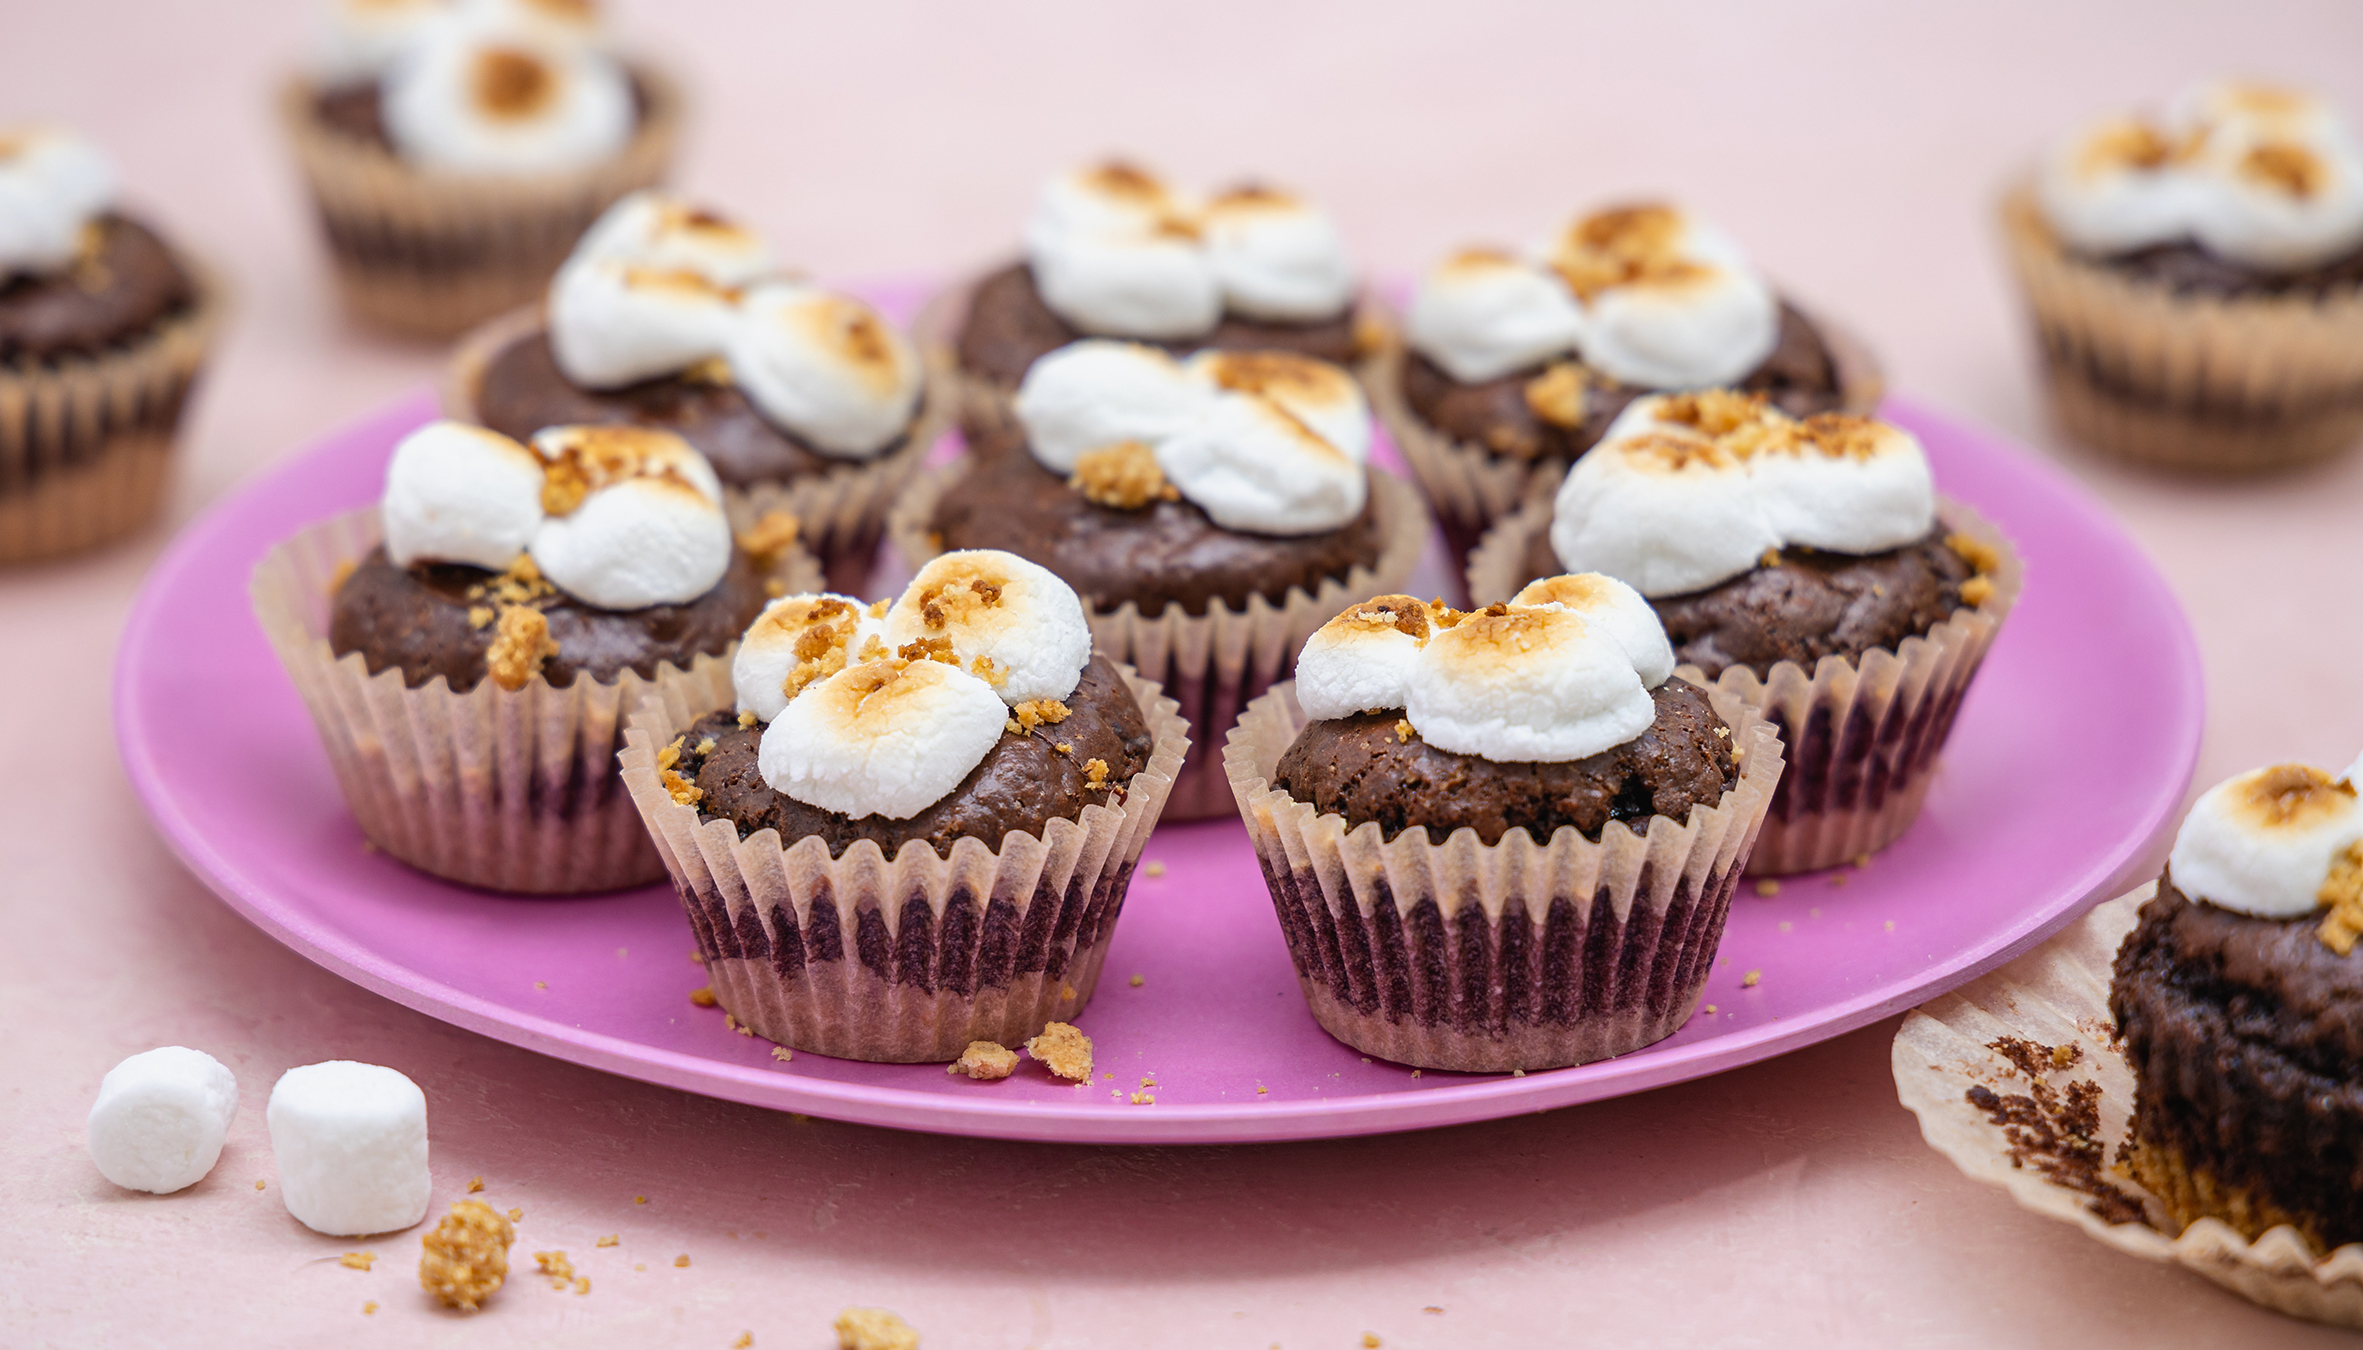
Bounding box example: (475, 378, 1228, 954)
(835, 1307, 920, 1350)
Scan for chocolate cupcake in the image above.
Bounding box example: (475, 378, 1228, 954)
(2111, 756, 2363, 1252)
(2004, 79, 2363, 471)
(1374, 202, 1882, 561)
(0, 128, 220, 563)
(450, 189, 945, 591)
(890, 342, 1430, 818)
(620, 548, 1188, 1062)
(252, 420, 819, 894)
(919, 160, 1378, 448)
(1224, 585, 1783, 1071)
(1467, 390, 2020, 874)
(280, 0, 680, 338)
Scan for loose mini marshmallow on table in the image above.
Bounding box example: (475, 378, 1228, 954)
(86, 1047, 239, 1195)
(267, 1061, 432, 1237)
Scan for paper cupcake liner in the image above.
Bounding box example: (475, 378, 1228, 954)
(0, 256, 222, 564)
(279, 68, 682, 341)
(888, 459, 1433, 820)
(1468, 496, 2021, 875)
(619, 661, 1189, 1062)
(1999, 185, 2363, 473)
(447, 305, 951, 594)
(1222, 680, 1784, 1072)
(251, 506, 822, 894)
(1895, 884, 2363, 1329)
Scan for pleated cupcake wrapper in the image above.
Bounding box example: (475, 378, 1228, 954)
(888, 458, 1433, 820)
(1222, 681, 1784, 1072)
(1468, 496, 2021, 875)
(1999, 185, 2363, 472)
(0, 256, 222, 564)
(448, 305, 951, 593)
(1895, 884, 2363, 1329)
(279, 68, 683, 341)
(619, 661, 1189, 1063)
(251, 506, 822, 895)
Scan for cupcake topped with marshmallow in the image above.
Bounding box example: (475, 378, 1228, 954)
(2165, 756, 2363, 951)
(0, 126, 199, 362)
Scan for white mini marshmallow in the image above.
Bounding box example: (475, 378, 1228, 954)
(1293, 596, 1436, 719)
(381, 24, 632, 175)
(313, 0, 450, 83)
(1201, 187, 1355, 322)
(1405, 603, 1656, 764)
(1014, 340, 1212, 474)
(266, 1061, 431, 1237)
(2184, 122, 2363, 271)
(1404, 251, 1587, 383)
(2035, 115, 2205, 255)
(1748, 417, 1937, 556)
(1025, 161, 1188, 248)
(382, 420, 548, 571)
(2172, 79, 2344, 143)
(1578, 262, 1780, 390)
(0, 128, 115, 277)
(568, 189, 774, 289)
(728, 282, 924, 459)
(1188, 349, 1372, 465)
(1550, 429, 1777, 597)
(87, 1047, 239, 1195)
(1154, 391, 1367, 536)
(461, 0, 607, 53)
(1030, 227, 1223, 340)
(761, 657, 1008, 820)
(2169, 762, 2363, 918)
(882, 550, 1093, 704)
(547, 257, 737, 388)
(526, 425, 730, 609)
(1511, 573, 1675, 689)
(731, 592, 879, 724)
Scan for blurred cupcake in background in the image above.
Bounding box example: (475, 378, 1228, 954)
(2003, 78, 2363, 471)
(280, 0, 681, 339)
(0, 127, 220, 563)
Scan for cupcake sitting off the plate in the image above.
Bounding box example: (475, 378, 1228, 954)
(2111, 754, 2363, 1251)
(889, 340, 1429, 818)
(251, 420, 819, 894)
(451, 188, 943, 591)
(0, 127, 220, 563)
(620, 548, 1187, 1062)
(281, 0, 681, 338)
(1378, 201, 1882, 558)
(1223, 584, 1784, 1071)
(1467, 389, 2020, 874)
(2003, 78, 2363, 471)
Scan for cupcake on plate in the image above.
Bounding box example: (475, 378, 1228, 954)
(2111, 754, 2363, 1251)
(924, 160, 1376, 447)
(620, 548, 1188, 1062)
(252, 419, 820, 894)
(1223, 584, 1784, 1071)
(450, 189, 944, 592)
(2004, 79, 2363, 471)
(889, 341, 1430, 818)
(1466, 389, 2020, 874)
(1378, 202, 1883, 560)
(281, 0, 680, 338)
(0, 127, 220, 564)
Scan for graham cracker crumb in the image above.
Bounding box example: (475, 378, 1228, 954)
(738, 709, 759, 728)
(673, 1254, 690, 1268)
(1959, 575, 1996, 607)
(690, 949, 706, 963)
(835, 1307, 920, 1350)
(662, 767, 703, 807)
(771, 1045, 794, 1063)
(329, 559, 357, 595)
(1256, 1085, 1267, 1094)
(1129, 1091, 1155, 1105)
(596, 1234, 619, 1248)
(1084, 757, 1111, 789)
(485, 551, 557, 607)
(486, 605, 559, 691)
(419, 1199, 514, 1311)
(1885, 920, 1895, 931)
(635, 1196, 647, 1204)
(1394, 718, 1415, 744)
(1754, 879, 1781, 897)
(363, 1301, 377, 1315)
(1129, 974, 1144, 987)
(1832, 872, 1850, 887)
(255, 1179, 265, 1190)
(1946, 531, 2002, 576)
(1423, 1306, 1444, 1314)
(765, 578, 787, 597)
(2318, 840, 2363, 954)
(533, 981, 547, 990)
(533, 1250, 575, 1289)
(695, 737, 716, 755)
(466, 1176, 484, 1193)
(1011, 698, 1071, 731)
(1856, 853, 1873, 869)
(735, 508, 802, 565)
(948, 1041, 1018, 1080)
(1523, 362, 1587, 429)
(733, 1335, 754, 1350)
(1364, 1336, 1383, 1348)
(1026, 1021, 1094, 1081)
(1742, 969, 1761, 988)
(1052, 740, 1072, 756)
(1145, 860, 1166, 877)
(1704, 1004, 1718, 1015)
(1759, 547, 1782, 569)
(507, 1208, 522, 1222)
(1070, 440, 1180, 509)
(574, 1276, 589, 1295)
(339, 1251, 374, 1271)
(467, 605, 495, 629)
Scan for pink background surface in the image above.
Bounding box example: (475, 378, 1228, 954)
(7, 2, 2363, 1345)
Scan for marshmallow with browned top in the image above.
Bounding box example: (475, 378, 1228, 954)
(729, 283, 926, 459)
(379, 5, 633, 176)
(548, 190, 772, 387)
(2169, 759, 2363, 920)
(0, 127, 116, 277)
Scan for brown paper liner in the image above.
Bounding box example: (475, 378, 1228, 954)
(251, 507, 823, 894)
(0, 256, 223, 564)
(1223, 680, 1784, 1071)
(1999, 184, 2363, 472)
(446, 303, 949, 595)
(619, 661, 1189, 1062)
(1467, 496, 2022, 875)
(1895, 884, 2363, 1328)
(888, 460, 1432, 820)
(279, 67, 683, 341)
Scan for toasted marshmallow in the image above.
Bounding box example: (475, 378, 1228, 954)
(524, 425, 730, 608)
(883, 550, 1093, 704)
(547, 257, 736, 388)
(1549, 428, 1777, 597)
(1748, 415, 1936, 556)
(1405, 603, 1656, 764)
(1201, 186, 1355, 322)
(381, 23, 632, 175)
(382, 420, 548, 570)
(2036, 114, 2205, 254)
(0, 128, 115, 277)
(1014, 340, 1212, 473)
(2185, 123, 2363, 271)
(732, 592, 881, 724)
(569, 189, 774, 289)
(1025, 161, 1191, 248)
(1293, 596, 1437, 720)
(728, 282, 924, 459)
(1511, 573, 1674, 689)
(460, 0, 605, 53)
(2169, 762, 2363, 918)
(313, 0, 452, 83)
(1550, 208, 1779, 389)
(1404, 250, 1586, 383)
(761, 658, 1008, 820)
(2172, 79, 2344, 143)
(1031, 226, 1223, 340)
(1155, 390, 1367, 536)
(1188, 349, 1371, 465)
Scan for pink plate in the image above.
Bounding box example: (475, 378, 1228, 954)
(116, 354, 2201, 1144)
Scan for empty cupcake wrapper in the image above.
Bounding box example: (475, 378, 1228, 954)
(620, 661, 1189, 1063)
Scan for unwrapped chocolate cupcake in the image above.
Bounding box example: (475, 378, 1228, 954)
(889, 341, 1429, 818)
(1376, 202, 1882, 559)
(1225, 584, 1783, 1071)
(0, 127, 220, 563)
(2112, 754, 2363, 1251)
(450, 189, 945, 590)
(1467, 390, 2020, 873)
(620, 548, 1187, 1062)
(252, 419, 819, 893)
(281, 0, 680, 338)
(2005, 80, 2363, 471)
